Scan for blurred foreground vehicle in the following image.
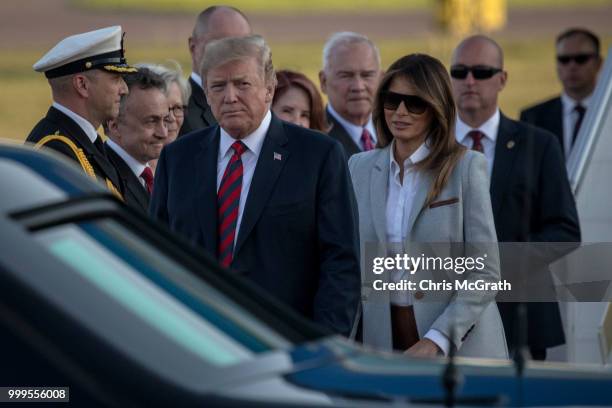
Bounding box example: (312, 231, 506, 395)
(1, 142, 611, 407)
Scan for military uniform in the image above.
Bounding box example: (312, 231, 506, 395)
(26, 106, 123, 197)
(26, 25, 137, 198)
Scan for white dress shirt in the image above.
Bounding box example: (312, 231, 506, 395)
(327, 104, 377, 150)
(106, 138, 149, 188)
(52, 101, 98, 144)
(190, 72, 204, 90)
(561, 92, 592, 159)
(385, 140, 450, 355)
(216, 110, 271, 247)
(455, 109, 500, 179)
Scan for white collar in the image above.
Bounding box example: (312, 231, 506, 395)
(455, 109, 500, 144)
(190, 72, 203, 90)
(52, 101, 98, 144)
(327, 103, 376, 142)
(561, 92, 593, 115)
(106, 138, 148, 177)
(389, 139, 430, 173)
(219, 110, 271, 159)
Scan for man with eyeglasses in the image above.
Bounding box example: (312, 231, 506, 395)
(450, 35, 581, 361)
(104, 67, 170, 212)
(521, 28, 602, 160)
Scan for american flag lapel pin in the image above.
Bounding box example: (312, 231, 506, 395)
(274, 152, 282, 161)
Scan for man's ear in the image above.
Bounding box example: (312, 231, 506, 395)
(264, 82, 275, 104)
(106, 119, 120, 139)
(498, 70, 508, 92)
(72, 73, 90, 99)
(188, 36, 196, 56)
(319, 70, 327, 95)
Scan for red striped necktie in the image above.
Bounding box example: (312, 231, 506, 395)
(217, 141, 247, 268)
(140, 167, 154, 194)
(468, 130, 485, 153)
(361, 128, 374, 151)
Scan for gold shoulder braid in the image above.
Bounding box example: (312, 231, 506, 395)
(35, 135, 124, 200)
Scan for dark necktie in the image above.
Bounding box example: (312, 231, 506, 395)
(468, 130, 485, 153)
(361, 128, 374, 151)
(217, 141, 247, 267)
(140, 167, 154, 194)
(94, 136, 105, 156)
(572, 104, 586, 146)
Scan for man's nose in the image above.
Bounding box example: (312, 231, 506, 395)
(223, 84, 238, 103)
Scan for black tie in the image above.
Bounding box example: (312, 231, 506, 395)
(94, 136, 105, 155)
(572, 104, 586, 146)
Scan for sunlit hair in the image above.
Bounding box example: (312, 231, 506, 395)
(273, 70, 328, 131)
(322, 31, 380, 72)
(200, 35, 276, 88)
(138, 61, 192, 105)
(373, 53, 466, 206)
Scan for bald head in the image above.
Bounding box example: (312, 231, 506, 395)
(450, 35, 507, 128)
(452, 35, 504, 68)
(189, 6, 252, 74)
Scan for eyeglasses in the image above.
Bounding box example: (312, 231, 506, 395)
(170, 105, 188, 117)
(381, 91, 429, 114)
(450, 65, 503, 80)
(557, 53, 598, 65)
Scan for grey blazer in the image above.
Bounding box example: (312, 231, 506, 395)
(349, 146, 508, 359)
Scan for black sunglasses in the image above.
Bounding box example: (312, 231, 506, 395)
(381, 91, 429, 114)
(450, 65, 503, 80)
(557, 53, 598, 65)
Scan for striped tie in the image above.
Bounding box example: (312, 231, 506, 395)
(217, 141, 247, 267)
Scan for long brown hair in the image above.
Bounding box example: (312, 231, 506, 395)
(273, 70, 328, 132)
(373, 54, 466, 206)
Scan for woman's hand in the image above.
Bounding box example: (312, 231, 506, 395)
(404, 338, 442, 358)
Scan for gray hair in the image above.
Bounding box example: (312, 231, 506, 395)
(136, 61, 192, 105)
(322, 31, 381, 72)
(200, 34, 276, 88)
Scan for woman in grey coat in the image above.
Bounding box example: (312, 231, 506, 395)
(348, 54, 507, 359)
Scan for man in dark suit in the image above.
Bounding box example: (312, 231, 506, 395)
(151, 35, 360, 336)
(179, 6, 252, 136)
(26, 26, 137, 197)
(451, 35, 581, 360)
(520, 28, 602, 160)
(319, 32, 382, 158)
(104, 68, 170, 213)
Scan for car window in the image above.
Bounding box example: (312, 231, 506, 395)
(34, 219, 290, 367)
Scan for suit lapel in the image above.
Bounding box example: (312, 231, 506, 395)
(370, 148, 389, 243)
(48, 108, 122, 189)
(195, 128, 221, 253)
(234, 117, 289, 257)
(549, 98, 564, 154)
(189, 78, 216, 127)
(105, 145, 149, 211)
(405, 169, 433, 237)
(326, 108, 361, 156)
(490, 114, 522, 218)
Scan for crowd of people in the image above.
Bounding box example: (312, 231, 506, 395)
(25, 5, 603, 361)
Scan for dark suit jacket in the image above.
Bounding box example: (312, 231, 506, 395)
(520, 96, 564, 157)
(492, 114, 580, 351)
(150, 115, 361, 336)
(326, 107, 361, 159)
(26, 106, 123, 193)
(104, 143, 150, 213)
(178, 77, 216, 137)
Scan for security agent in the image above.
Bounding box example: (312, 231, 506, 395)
(26, 26, 137, 197)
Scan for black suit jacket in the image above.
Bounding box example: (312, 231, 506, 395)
(178, 77, 217, 137)
(26, 106, 123, 193)
(326, 107, 361, 159)
(492, 114, 580, 351)
(104, 143, 150, 213)
(520, 96, 565, 157)
(150, 115, 361, 335)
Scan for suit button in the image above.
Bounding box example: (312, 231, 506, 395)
(414, 291, 424, 300)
